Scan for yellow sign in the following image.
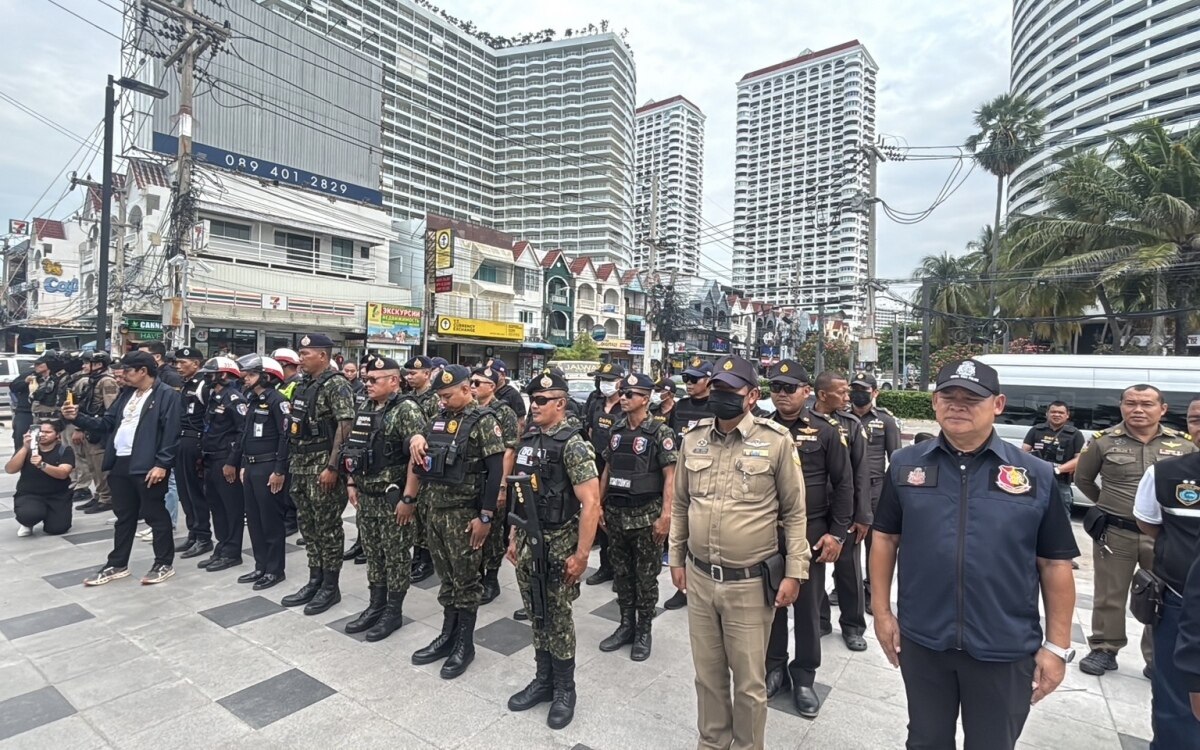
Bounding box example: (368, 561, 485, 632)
(597, 338, 631, 351)
(436, 315, 524, 342)
(434, 228, 454, 271)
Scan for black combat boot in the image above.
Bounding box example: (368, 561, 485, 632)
(547, 657, 577, 729)
(630, 613, 652, 661)
(342, 539, 363, 561)
(365, 590, 407, 642)
(598, 608, 636, 652)
(303, 568, 341, 615)
(507, 649, 553, 711)
(281, 567, 323, 607)
(344, 585, 387, 634)
(411, 547, 434, 582)
(480, 568, 501, 604)
(412, 608, 458, 665)
(440, 608, 476, 679)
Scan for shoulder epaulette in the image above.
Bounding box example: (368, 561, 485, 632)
(682, 417, 713, 433)
(876, 406, 893, 415)
(1163, 426, 1190, 439)
(1094, 426, 1123, 439)
(753, 416, 790, 435)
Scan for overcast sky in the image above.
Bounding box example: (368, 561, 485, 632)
(0, 0, 1011, 287)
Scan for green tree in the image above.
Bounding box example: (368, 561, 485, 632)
(797, 336, 851, 374)
(911, 250, 986, 346)
(550, 331, 600, 362)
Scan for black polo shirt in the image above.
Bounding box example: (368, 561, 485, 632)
(874, 431, 1078, 661)
(16, 444, 75, 496)
(1023, 421, 1084, 478)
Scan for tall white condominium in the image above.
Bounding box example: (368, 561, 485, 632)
(1010, 0, 1200, 215)
(732, 41, 877, 325)
(634, 96, 706, 278)
(258, 0, 636, 266)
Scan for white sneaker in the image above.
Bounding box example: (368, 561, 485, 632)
(136, 527, 153, 540)
(106, 517, 117, 525)
(17, 525, 32, 537)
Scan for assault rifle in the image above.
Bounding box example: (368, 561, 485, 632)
(507, 473, 549, 629)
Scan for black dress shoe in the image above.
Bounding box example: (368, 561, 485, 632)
(296, 536, 306, 547)
(829, 589, 840, 607)
(513, 608, 529, 621)
(765, 666, 790, 699)
(354, 552, 367, 565)
(820, 621, 833, 636)
(180, 541, 213, 559)
(253, 573, 285, 591)
(76, 497, 99, 511)
(206, 557, 243, 572)
(663, 590, 688, 610)
(83, 502, 113, 515)
(175, 538, 197, 554)
(585, 567, 614, 586)
(343, 539, 363, 561)
(196, 556, 215, 569)
(792, 685, 821, 719)
(284, 524, 299, 536)
(237, 570, 265, 584)
(842, 631, 868, 652)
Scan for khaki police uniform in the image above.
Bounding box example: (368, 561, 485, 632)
(670, 408, 809, 750)
(1075, 422, 1197, 663)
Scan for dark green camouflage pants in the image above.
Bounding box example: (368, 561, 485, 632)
(482, 503, 509, 572)
(425, 505, 483, 610)
(606, 513, 661, 621)
(359, 496, 414, 593)
(516, 524, 580, 660)
(292, 473, 347, 572)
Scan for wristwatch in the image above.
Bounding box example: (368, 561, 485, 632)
(1041, 640, 1075, 663)
(479, 512, 493, 525)
(401, 494, 417, 506)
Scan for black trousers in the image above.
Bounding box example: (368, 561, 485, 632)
(767, 516, 827, 686)
(899, 636, 1034, 750)
(283, 491, 298, 532)
(107, 456, 173, 568)
(11, 411, 33, 452)
(821, 534, 867, 634)
(176, 437, 210, 542)
(205, 456, 244, 560)
(243, 463, 287, 576)
(14, 492, 72, 534)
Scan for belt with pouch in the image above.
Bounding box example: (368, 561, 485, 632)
(1105, 513, 1140, 533)
(687, 550, 764, 582)
(291, 440, 331, 454)
(244, 453, 277, 465)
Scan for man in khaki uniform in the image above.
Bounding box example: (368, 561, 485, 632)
(1074, 383, 1197, 677)
(670, 354, 809, 750)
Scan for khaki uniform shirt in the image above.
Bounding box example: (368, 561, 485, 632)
(1074, 421, 1197, 518)
(669, 412, 810, 581)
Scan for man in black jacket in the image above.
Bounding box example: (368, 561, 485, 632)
(63, 351, 181, 586)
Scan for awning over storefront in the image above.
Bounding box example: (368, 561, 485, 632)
(428, 336, 522, 349)
(520, 341, 556, 350)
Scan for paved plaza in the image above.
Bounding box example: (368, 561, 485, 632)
(0, 447, 1155, 749)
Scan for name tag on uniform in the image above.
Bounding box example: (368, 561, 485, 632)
(214, 406, 225, 414)
(609, 477, 632, 489)
(794, 435, 817, 443)
(432, 421, 446, 433)
(1160, 449, 1185, 457)
(254, 423, 264, 438)
(355, 416, 372, 427)
(187, 404, 195, 415)
(897, 465, 938, 487)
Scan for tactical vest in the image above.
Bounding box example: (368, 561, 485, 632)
(243, 388, 284, 457)
(673, 396, 711, 431)
(81, 372, 114, 417)
(514, 425, 582, 529)
(202, 386, 243, 456)
(341, 395, 408, 476)
(180, 377, 206, 434)
(290, 371, 339, 445)
(413, 407, 490, 489)
(588, 400, 620, 460)
(606, 419, 664, 506)
(1030, 423, 1077, 466)
(277, 377, 298, 400)
(1152, 453, 1200, 593)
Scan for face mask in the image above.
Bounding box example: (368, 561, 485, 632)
(649, 392, 663, 406)
(849, 390, 873, 407)
(599, 381, 618, 397)
(707, 390, 747, 421)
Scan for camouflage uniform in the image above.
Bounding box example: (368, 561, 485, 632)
(602, 417, 678, 624)
(417, 402, 506, 610)
(414, 388, 440, 420)
(65, 371, 93, 492)
(356, 396, 427, 592)
(78, 369, 120, 506)
(412, 386, 441, 554)
(288, 371, 355, 572)
(483, 399, 520, 573)
(514, 421, 598, 660)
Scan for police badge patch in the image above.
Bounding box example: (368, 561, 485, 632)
(447, 420, 458, 434)
(633, 437, 648, 454)
(279, 402, 290, 415)
(662, 437, 675, 451)
(1176, 482, 1200, 506)
(610, 434, 621, 450)
(236, 403, 248, 416)
(906, 467, 926, 486)
(996, 465, 1032, 494)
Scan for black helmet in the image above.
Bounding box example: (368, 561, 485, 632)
(236, 353, 263, 373)
(90, 351, 112, 367)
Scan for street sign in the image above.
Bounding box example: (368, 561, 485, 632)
(261, 294, 288, 311)
(8, 219, 29, 235)
(434, 275, 452, 293)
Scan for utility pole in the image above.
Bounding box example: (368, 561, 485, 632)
(919, 277, 933, 391)
(891, 316, 900, 388)
(97, 77, 115, 353)
(815, 300, 826, 376)
(641, 174, 659, 377)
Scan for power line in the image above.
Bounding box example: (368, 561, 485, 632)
(42, 0, 122, 40)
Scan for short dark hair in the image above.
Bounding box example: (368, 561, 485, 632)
(1123, 384, 1164, 403)
(814, 370, 847, 393)
(39, 418, 65, 433)
(140, 341, 167, 357)
(1048, 401, 1070, 411)
(913, 432, 936, 444)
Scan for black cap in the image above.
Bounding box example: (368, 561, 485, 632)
(589, 362, 625, 380)
(297, 333, 335, 350)
(430, 357, 449, 368)
(935, 359, 1000, 397)
(710, 355, 758, 391)
(485, 357, 509, 374)
(655, 376, 676, 391)
(120, 350, 158, 373)
(682, 358, 714, 378)
(472, 366, 501, 385)
(404, 355, 433, 370)
(433, 364, 471, 390)
(851, 371, 877, 389)
(767, 359, 809, 386)
(526, 370, 569, 395)
(175, 347, 205, 361)
(363, 355, 401, 373)
(618, 372, 655, 393)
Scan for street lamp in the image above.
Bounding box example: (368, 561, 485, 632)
(96, 75, 168, 351)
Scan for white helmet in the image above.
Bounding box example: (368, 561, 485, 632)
(271, 347, 300, 366)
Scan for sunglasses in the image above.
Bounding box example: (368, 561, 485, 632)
(769, 382, 800, 394)
(469, 380, 492, 388)
(619, 390, 647, 399)
(682, 375, 702, 384)
(530, 395, 564, 406)
(363, 375, 395, 384)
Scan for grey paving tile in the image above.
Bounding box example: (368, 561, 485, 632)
(0, 510, 13, 520)
(1041, 618, 1086, 644)
(0, 686, 76, 740)
(61, 529, 112, 545)
(572, 745, 596, 750)
(0, 603, 93, 640)
(42, 566, 105, 589)
(199, 596, 285, 629)
(1077, 591, 1094, 608)
(1118, 734, 1150, 750)
(474, 616, 532, 656)
(412, 573, 441, 590)
(325, 613, 413, 642)
(217, 667, 336, 729)
(241, 543, 300, 557)
(768, 682, 833, 717)
(589, 598, 664, 622)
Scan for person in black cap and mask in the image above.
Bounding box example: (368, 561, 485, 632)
(671, 358, 715, 435)
(486, 357, 527, 432)
(174, 347, 212, 559)
(847, 371, 900, 609)
(584, 362, 625, 586)
(197, 356, 247, 573)
(762, 359, 853, 717)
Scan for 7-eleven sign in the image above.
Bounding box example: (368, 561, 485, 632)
(261, 294, 288, 311)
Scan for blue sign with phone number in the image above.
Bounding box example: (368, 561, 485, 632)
(151, 132, 383, 206)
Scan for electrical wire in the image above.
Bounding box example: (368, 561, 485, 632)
(42, 0, 122, 40)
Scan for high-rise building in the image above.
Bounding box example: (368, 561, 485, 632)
(1010, 0, 1200, 215)
(253, 0, 636, 266)
(731, 41, 878, 325)
(634, 96, 706, 277)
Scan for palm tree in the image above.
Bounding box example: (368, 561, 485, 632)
(912, 250, 986, 346)
(965, 93, 1046, 329)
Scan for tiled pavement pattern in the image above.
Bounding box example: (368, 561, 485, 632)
(0, 464, 1153, 749)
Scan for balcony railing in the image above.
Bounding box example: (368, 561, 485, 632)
(202, 235, 376, 281)
(550, 291, 570, 305)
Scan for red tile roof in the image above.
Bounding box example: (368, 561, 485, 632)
(541, 249, 562, 269)
(128, 158, 171, 189)
(512, 240, 532, 261)
(635, 95, 704, 116)
(568, 257, 593, 275)
(595, 262, 617, 281)
(86, 173, 129, 213)
(33, 218, 66, 240)
(620, 269, 640, 285)
(739, 40, 862, 82)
